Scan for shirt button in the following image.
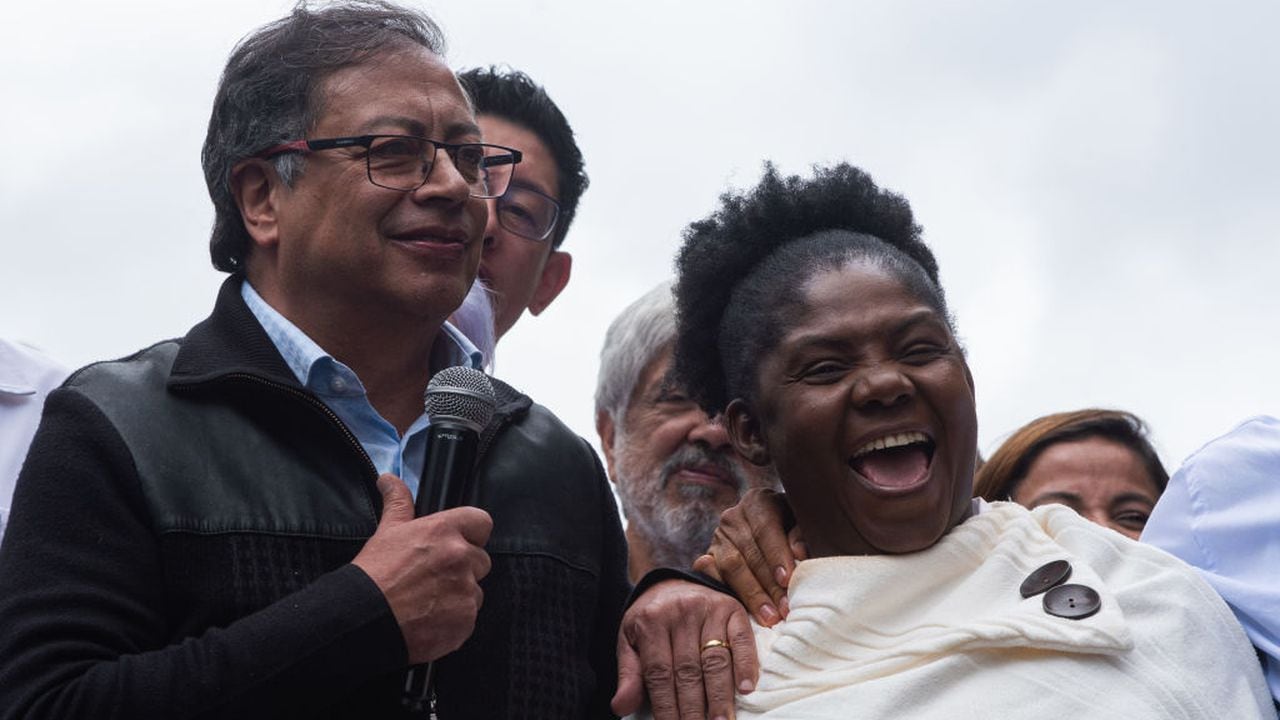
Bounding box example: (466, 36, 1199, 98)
(1043, 583, 1101, 620)
(1020, 559, 1073, 598)
(331, 377, 348, 393)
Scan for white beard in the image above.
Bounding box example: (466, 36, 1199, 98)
(614, 437, 747, 570)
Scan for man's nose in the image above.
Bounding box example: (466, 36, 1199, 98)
(687, 413, 731, 449)
(411, 150, 472, 205)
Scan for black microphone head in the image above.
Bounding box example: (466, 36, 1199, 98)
(424, 366, 497, 432)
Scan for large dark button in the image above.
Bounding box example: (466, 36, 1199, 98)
(1043, 583, 1101, 620)
(1019, 559, 1072, 598)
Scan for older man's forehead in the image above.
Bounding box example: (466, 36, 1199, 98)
(345, 113, 481, 141)
(634, 350, 678, 399)
(311, 46, 478, 133)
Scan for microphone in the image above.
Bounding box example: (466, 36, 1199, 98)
(415, 366, 497, 517)
(404, 366, 497, 713)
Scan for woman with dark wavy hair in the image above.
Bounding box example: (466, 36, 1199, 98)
(974, 408, 1167, 539)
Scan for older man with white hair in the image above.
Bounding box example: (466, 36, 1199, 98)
(595, 281, 777, 582)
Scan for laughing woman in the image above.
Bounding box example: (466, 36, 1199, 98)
(660, 163, 1271, 718)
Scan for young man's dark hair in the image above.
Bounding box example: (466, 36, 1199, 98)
(458, 66, 588, 249)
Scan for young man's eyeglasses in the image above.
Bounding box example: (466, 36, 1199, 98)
(494, 184, 562, 242)
(255, 134, 522, 199)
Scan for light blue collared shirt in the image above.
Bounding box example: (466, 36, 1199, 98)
(1142, 415, 1280, 706)
(241, 282, 483, 499)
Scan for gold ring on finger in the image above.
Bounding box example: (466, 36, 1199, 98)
(701, 638, 728, 652)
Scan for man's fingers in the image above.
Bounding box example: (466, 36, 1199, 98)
(633, 627, 679, 720)
(611, 633, 645, 716)
(620, 579, 763, 720)
(432, 507, 493, 581)
(374, 473, 414, 525)
(700, 629, 736, 720)
(618, 582, 689, 720)
(470, 544, 492, 582)
(441, 506, 494, 548)
(670, 618, 708, 720)
(727, 606, 759, 694)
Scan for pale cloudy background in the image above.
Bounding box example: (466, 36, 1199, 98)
(1, 1, 1277, 470)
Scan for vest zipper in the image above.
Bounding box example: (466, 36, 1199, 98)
(173, 373, 379, 483)
(239, 373, 376, 478)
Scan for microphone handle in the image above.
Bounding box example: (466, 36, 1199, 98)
(405, 421, 481, 713)
(415, 422, 480, 517)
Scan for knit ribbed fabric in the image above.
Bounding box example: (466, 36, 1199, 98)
(738, 502, 1272, 719)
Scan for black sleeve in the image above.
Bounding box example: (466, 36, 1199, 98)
(0, 389, 407, 720)
(626, 568, 736, 609)
(587, 446, 632, 720)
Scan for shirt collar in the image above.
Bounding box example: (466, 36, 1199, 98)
(438, 321, 485, 370)
(0, 339, 63, 396)
(240, 281, 482, 390)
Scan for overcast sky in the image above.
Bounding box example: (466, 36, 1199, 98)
(2, 1, 1277, 470)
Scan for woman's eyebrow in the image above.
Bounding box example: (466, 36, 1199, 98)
(886, 308, 948, 337)
(781, 307, 946, 356)
(786, 334, 850, 353)
(1109, 492, 1157, 507)
(1027, 491, 1084, 506)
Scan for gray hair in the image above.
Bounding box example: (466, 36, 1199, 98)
(595, 281, 678, 430)
(202, 0, 447, 273)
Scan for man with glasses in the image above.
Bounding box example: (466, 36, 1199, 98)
(0, 3, 628, 719)
(459, 66, 587, 342)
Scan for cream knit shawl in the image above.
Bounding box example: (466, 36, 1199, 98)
(738, 502, 1272, 719)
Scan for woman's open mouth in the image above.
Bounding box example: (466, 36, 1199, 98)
(848, 431, 936, 493)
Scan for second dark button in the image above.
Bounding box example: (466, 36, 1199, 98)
(1019, 559, 1072, 598)
(1043, 583, 1102, 620)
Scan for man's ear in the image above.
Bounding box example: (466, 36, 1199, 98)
(528, 250, 572, 316)
(725, 398, 771, 466)
(595, 409, 619, 485)
(229, 159, 284, 249)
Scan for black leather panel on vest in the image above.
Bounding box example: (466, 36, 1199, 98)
(71, 342, 379, 538)
(475, 401, 607, 579)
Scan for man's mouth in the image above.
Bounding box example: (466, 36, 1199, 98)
(848, 431, 936, 491)
(660, 444, 746, 495)
(670, 463, 734, 488)
(387, 226, 471, 245)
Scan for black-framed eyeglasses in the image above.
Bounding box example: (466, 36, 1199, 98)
(495, 184, 562, 242)
(256, 134, 522, 199)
